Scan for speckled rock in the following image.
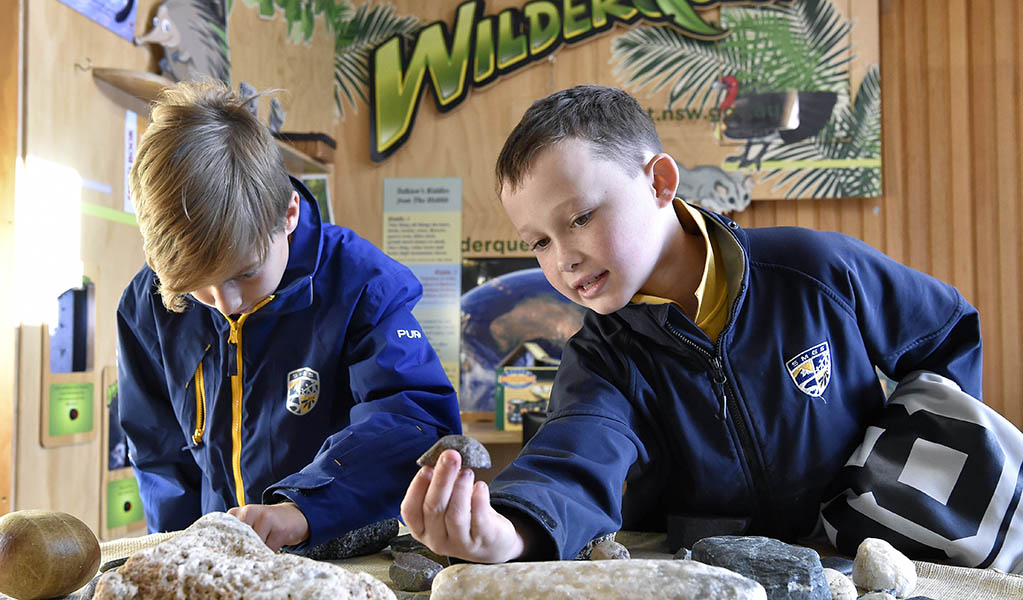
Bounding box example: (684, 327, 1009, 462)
(289, 518, 399, 560)
(591, 539, 631, 560)
(692, 536, 829, 600)
(417, 435, 491, 469)
(430, 559, 768, 599)
(823, 568, 856, 600)
(820, 555, 853, 575)
(575, 532, 616, 560)
(673, 547, 692, 560)
(389, 552, 444, 592)
(852, 538, 917, 597)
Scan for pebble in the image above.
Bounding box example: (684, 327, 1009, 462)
(417, 435, 492, 469)
(859, 593, 896, 600)
(590, 539, 630, 560)
(389, 551, 444, 592)
(387, 533, 449, 566)
(852, 538, 917, 597)
(822, 568, 856, 600)
(575, 532, 617, 560)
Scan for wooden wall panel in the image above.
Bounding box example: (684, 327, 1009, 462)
(0, 0, 20, 515)
(332, 0, 1023, 427)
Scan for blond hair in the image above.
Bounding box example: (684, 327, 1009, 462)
(130, 79, 293, 311)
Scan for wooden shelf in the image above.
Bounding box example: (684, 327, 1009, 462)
(91, 67, 174, 103)
(462, 417, 522, 446)
(276, 139, 330, 174)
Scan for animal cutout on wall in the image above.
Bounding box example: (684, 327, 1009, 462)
(715, 75, 837, 171)
(677, 164, 754, 214)
(135, 0, 230, 84)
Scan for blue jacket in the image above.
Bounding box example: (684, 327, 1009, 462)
(489, 207, 982, 560)
(116, 178, 460, 547)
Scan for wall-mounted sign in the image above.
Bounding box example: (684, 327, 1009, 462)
(369, 0, 788, 161)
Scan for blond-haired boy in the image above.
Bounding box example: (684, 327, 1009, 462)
(401, 85, 982, 563)
(118, 80, 460, 550)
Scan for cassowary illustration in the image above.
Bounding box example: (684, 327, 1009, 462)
(714, 75, 836, 170)
(135, 0, 230, 84)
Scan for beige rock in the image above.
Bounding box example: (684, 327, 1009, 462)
(823, 567, 857, 600)
(852, 537, 917, 597)
(93, 512, 394, 599)
(590, 539, 630, 560)
(431, 559, 767, 600)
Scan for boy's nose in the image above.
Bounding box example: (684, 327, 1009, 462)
(209, 285, 243, 315)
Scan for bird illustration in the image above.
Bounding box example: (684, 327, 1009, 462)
(714, 75, 837, 170)
(135, 0, 230, 84)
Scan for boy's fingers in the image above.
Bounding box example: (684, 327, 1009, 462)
(444, 467, 475, 546)
(422, 450, 462, 521)
(401, 466, 433, 537)
(469, 480, 492, 542)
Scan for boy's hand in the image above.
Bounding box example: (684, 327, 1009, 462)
(401, 449, 526, 564)
(228, 501, 310, 552)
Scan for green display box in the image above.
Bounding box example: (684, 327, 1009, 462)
(107, 477, 145, 529)
(48, 382, 94, 436)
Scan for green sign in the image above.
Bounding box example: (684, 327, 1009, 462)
(48, 382, 94, 436)
(107, 477, 145, 529)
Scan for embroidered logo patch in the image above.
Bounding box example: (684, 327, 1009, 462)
(786, 341, 831, 398)
(286, 367, 320, 416)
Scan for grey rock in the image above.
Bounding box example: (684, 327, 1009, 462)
(417, 435, 491, 469)
(820, 555, 853, 575)
(575, 532, 617, 560)
(673, 547, 692, 560)
(852, 538, 917, 597)
(692, 535, 829, 600)
(387, 533, 449, 566)
(430, 559, 768, 599)
(591, 539, 630, 560)
(389, 552, 444, 592)
(859, 593, 896, 600)
(393, 592, 430, 600)
(822, 568, 856, 600)
(289, 518, 399, 561)
(904, 597, 936, 600)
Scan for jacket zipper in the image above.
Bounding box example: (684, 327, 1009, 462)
(191, 344, 211, 445)
(224, 295, 275, 508)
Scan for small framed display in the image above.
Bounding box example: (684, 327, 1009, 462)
(300, 174, 333, 224)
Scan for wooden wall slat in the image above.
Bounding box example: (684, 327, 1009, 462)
(947, 0, 975, 306)
(879, 0, 906, 266)
(925, 6, 951, 284)
(0, 0, 19, 515)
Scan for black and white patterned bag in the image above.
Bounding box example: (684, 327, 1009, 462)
(820, 371, 1023, 573)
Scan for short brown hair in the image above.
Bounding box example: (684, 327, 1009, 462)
(495, 85, 662, 195)
(130, 79, 293, 311)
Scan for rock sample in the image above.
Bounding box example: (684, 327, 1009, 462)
(823, 567, 857, 600)
(692, 535, 829, 600)
(430, 559, 768, 599)
(819, 555, 853, 576)
(575, 532, 617, 560)
(417, 435, 491, 469)
(0, 510, 101, 600)
(387, 533, 449, 566)
(93, 512, 395, 599)
(859, 593, 896, 600)
(388, 551, 444, 592)
(590, 539, 630, 560)
(852, 537, 917, 597)
(289, 518, 399, 560)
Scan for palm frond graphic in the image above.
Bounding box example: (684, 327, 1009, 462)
(333, 2, 419, 118)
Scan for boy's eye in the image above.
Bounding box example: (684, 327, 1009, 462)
(238, 270, 258, 280)
(532, 238, 550, 251)
(572, 212, 591, 227)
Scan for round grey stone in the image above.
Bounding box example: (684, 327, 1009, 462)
(389, 551, 444, 592)
(417, 435, 492, 469)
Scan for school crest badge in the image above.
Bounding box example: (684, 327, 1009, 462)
(786, 341, 831, 398)
(286, 367, 320, 416)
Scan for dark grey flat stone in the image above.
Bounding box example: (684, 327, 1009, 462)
(692, 535, 829, 600)
(389, 551, 444, 592)
(417, 435, 491, 469)
(288, 517, 399, 560)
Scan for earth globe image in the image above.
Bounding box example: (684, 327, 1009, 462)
(460, 267, 585, 411)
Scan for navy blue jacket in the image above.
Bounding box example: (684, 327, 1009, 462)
(490, 208, 982, 560)
(116, 178, 460, 547)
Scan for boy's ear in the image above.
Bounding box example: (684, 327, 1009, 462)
(648, 153, 679, 207)
(284, 191, 301, 234)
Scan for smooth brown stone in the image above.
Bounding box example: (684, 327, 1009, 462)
(590, 539, 631, 560)
(430, 559, 767, 599)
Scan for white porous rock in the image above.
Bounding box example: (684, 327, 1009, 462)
(93, 512, 395, 599)
(430, 559, 767, 600)
(852, 537, 917, 597)
(823, 567, 857, 600)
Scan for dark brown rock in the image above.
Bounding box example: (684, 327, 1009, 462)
(389, 551, 444, 592)
(417, 435, 491, 469)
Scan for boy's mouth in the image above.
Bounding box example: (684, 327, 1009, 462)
(574, 271, 608, 294)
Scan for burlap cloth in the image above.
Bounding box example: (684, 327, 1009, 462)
(84, 529, 1023, 599)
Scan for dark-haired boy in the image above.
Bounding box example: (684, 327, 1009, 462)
(401, 84, 982, 562)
